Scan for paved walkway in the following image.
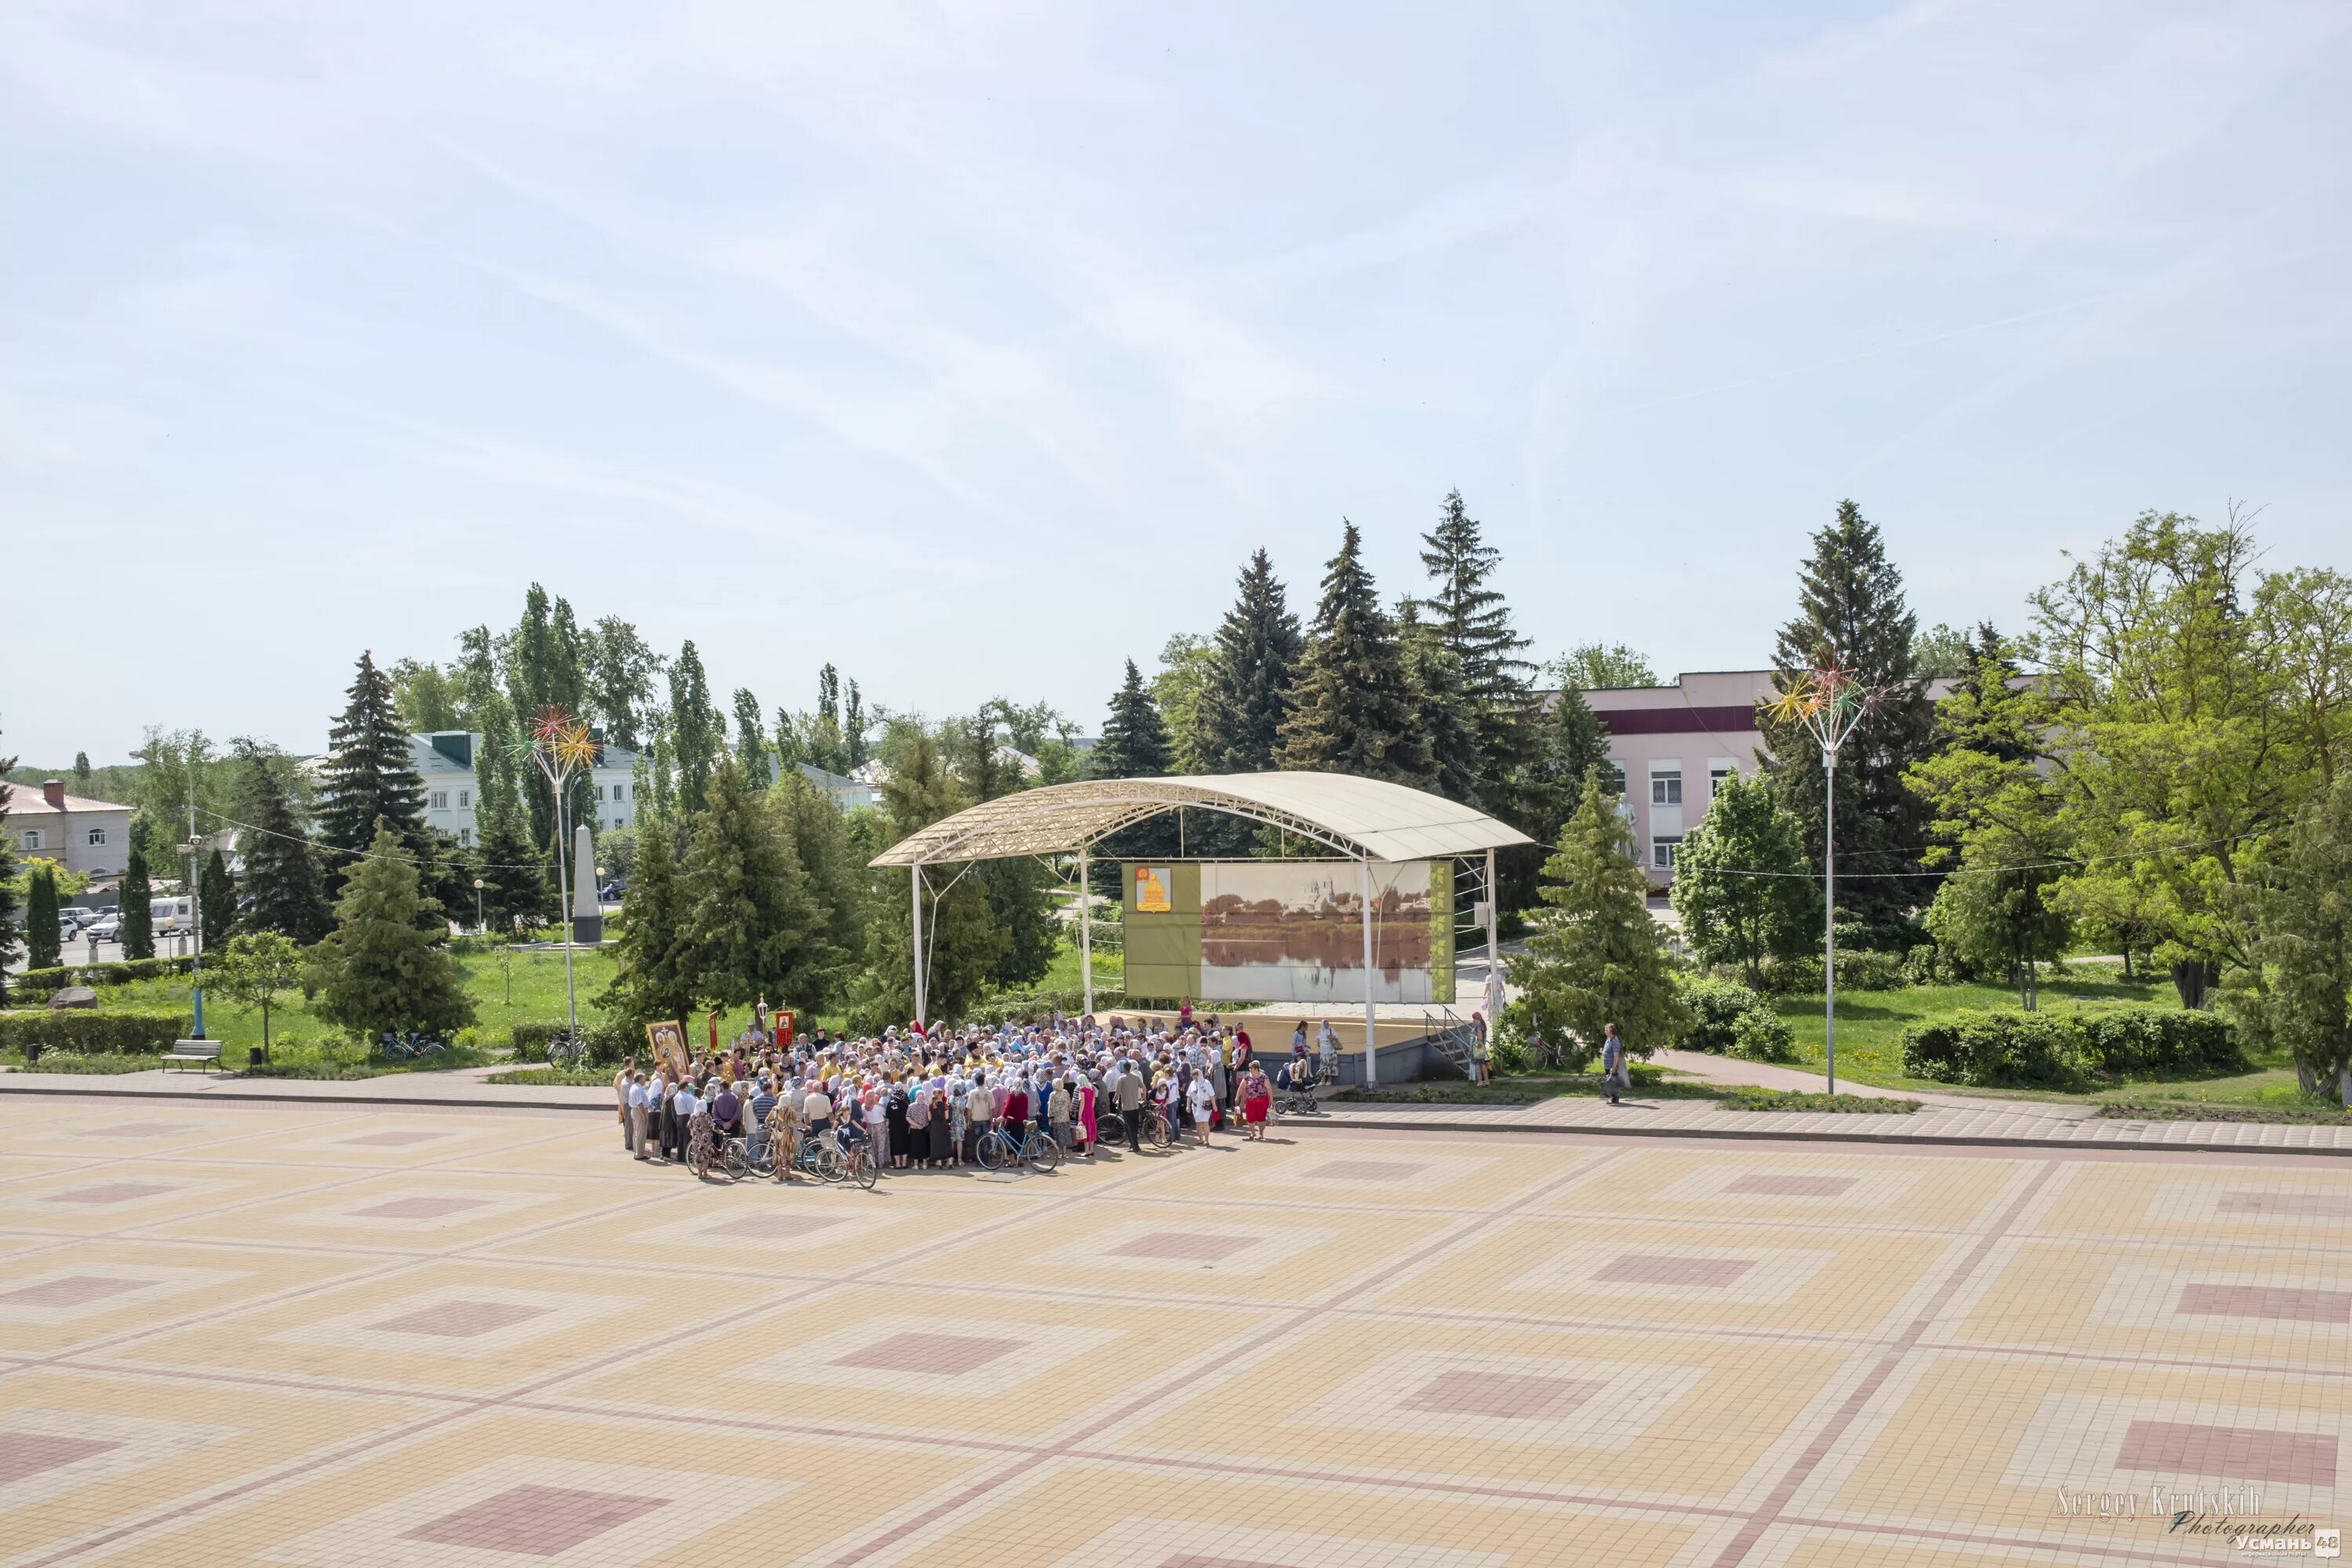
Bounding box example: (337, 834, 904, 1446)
(11, 1062, 2352, 1154)
(5, 1099, 2349, 1567)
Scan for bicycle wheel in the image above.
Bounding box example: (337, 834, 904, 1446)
(1026, 1134, 1062, 1174)
(848, 1145, 879, 1190)
(816, 1143, 849, 1183)
(978, 1131, 1012, 1171)
(1096, 1109, 1125, 1147)
(1145, 1112, 1173, 1149)
(719, 1142, 750, 1182)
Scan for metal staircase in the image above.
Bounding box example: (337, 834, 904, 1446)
(1421, 1007, 1480, 1079)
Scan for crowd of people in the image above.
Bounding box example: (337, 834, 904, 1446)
(609, 1007, 1352, 1176)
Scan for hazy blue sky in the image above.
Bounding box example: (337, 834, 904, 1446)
(5, 1, 2348, 766)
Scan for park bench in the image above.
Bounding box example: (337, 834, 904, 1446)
(165, 1040, 220, 1074)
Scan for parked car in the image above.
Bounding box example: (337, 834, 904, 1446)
(82, 912, 122, 942)
(599, 879, 628, 901)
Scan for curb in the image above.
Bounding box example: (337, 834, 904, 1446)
(5, 1079, 2347, 1156)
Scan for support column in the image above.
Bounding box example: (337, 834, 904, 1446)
(1078, 843, 1094, 1021)
(1359, 855, 1379, 1087)
(1483, 846, 1500, 1019)
(910, 865, 926, 1029)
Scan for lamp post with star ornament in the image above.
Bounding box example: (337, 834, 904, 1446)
(528, 707, 600, 1044)
(1765, 654, 1888, 1095)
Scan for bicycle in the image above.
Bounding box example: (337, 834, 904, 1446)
(784, 1127, 879, 1189)
(545, 1029, 585, 1069)
(376, 1030, 443, 1062)
(978, 1122, 1062, 1174)
(685, 1114, 749, 1183)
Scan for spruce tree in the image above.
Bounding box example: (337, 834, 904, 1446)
(598, 818, 695, 1026)
(318, 652, 426, 866)
(1507, 768, 1686, 1067)
(27, 864, 60, 971)
(1399, 601, 1482, 804)
(198, 848, 235, 956)
(231, 739, 332, 943)
(680, 759, 840, 1012)
(1093, 659, 1173, 779)
(119, 846, 154, 959)
(667, 641, 721, 814)
(1418, 488, 1536, 800)
(1195, 549, 1303, 774)
(1278, 521, 1433, 786)
(1758, 499, 1935, 938)
(777, 769, 867, 976)
(474, 794, 554, 932)
(310, 822, 476, 1041)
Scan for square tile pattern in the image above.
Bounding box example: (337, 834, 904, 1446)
(6, 1105, 2352, 1567)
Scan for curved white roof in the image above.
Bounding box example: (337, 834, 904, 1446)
(867, 771, 1534, 867)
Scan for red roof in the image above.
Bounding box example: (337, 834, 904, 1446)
(1, 785, 130, 815)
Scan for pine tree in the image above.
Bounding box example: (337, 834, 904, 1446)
(310, 822, 476, 1041)
(731, 688, 769, 784)
(1758, 499, 1936, 938)
(679, 760, 841, 1011)
(668, 641, 721, 814)
(198, 848, 235, 956)
(1399, 601, 1482, 804)
(1196, 549, 1304, 775)
(1278, 521, 1433, 786)
(1418, 488, 1536, 800)
(1506, 768, 1687, 1067)
(120, 846, 154, 960)
(1093, 659, 1173, 779)
(231, 739, 332, 943)
(27, 864, 60, 971)
(598, 818, 695, 1026)
(1525, 687, 1614, 848)
(318, 652, 426, 866)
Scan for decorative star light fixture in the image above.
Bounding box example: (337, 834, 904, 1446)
(528, 706, 598, 1038)
(1766, 651, 1890, 1094)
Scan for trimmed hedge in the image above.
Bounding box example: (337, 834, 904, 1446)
(1760, 949, 1907, 995)
(0, 1011, 187, 1060)
(1901, 1007, 2241, 1089)
(9, 957, 196, 994)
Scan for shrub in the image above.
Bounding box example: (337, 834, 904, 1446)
(0, 1011, 187, 1057)
(1900, 1007, 2241, 1089)
(510, 1018, 638, 1067)
(9, 957, 197, 993)
(1730, 1007, 1798, 1062)
(1761, 950, 1907, 994)
(1678, 977, 1766, 1053)
(1900, 944, 1964, 986)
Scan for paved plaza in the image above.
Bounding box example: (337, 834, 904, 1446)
(2, 1103, 2349, 1566)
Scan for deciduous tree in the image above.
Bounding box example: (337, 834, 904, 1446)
(1671, 775, 1817, 990)
(216, 931, 302, 1053)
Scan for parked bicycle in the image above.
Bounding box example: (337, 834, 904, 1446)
(376, 1029, 444, 1062)
(685, 1112, 750, 1183)
(978, 1122, 1062, 1174)
(544, 1029, 585, 1069)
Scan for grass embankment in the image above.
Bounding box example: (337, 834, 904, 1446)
(1767, 975, 2344, 1115)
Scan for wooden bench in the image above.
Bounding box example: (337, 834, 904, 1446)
(165, 1040, 220, 1074)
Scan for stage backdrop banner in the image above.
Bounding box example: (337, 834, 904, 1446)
(1123, 860, 1454, 1005)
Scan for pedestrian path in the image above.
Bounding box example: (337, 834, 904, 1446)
(10, 1061, 2350, 1152)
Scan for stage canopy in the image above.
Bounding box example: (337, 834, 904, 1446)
(866, 770, 1534, 868)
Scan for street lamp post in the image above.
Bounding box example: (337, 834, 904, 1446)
(528, 708, 597, 1044)
(1766, 653, 1884, 1096)
(472, 877, 485, 935)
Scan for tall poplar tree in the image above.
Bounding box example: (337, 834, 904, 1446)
(231, 739, 331, 943)
(318, 652, 427, 869)
(0, 735, 20, 982)
(667, 641, 722, 814)
(27, 865, 60, 971)
(731, 688, 769, 784)
(1195, 549, 1303, 775)
(1092, 660, 1172, 779)
(1758, 499, 1934, 938)
(1278, 521, 1432, 786)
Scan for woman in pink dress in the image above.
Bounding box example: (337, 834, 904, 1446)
(1076, 1074, 1099, 1159)
(1241, 1064, 1272, 1139)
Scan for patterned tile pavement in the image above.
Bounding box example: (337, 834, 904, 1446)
(2, 1101, 2350, 1566)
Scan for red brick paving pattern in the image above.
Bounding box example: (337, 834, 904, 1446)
(401, 1483, 667, 1555)
(0, 1276, 150, 1308)
(1593, 1254, 1756, 1288)
(370, 1300, 550, 1338)
(1112, 1232, 1259, 1261)
(45, 1182, 178, 1205)
(1305, 1159, 1428, 1182)
(0, 1434, 122, 1486)
(2113, 1420, 2340, 1487)
(1402, 1370, 1609, 1420)
(349, 1196, 488, 1220)
(1722, 1173, 1857, 1198)
(831, 1332, 1025, 1375)
(2176, 1281, 2352, 1323)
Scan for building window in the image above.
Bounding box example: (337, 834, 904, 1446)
(458, 827, 473, 847)
(20, 829, 40, 851)
(1651, 768, 1682, 806)
(87, 827, 107, 847)
(1710, 763, 1733, 793)
(459, 790, 470, 808)
(1604, 764, 1627, 798)
(430, 791, 448, 810)
(1653, 835, 1682, 869)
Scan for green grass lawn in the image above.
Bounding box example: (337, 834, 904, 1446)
(7, 947, 622, 1071)
(1765, 975, 2337, 1112)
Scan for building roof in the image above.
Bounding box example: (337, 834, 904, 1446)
(868, 771, 1535, 868)
(1, 784, 130, 815)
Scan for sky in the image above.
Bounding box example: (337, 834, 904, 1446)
(4, 0, 2349, 768)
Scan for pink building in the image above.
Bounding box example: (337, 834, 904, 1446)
(1578, 670, 1780, 887)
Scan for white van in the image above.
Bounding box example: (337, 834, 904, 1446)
(150, 896, 194, 932)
